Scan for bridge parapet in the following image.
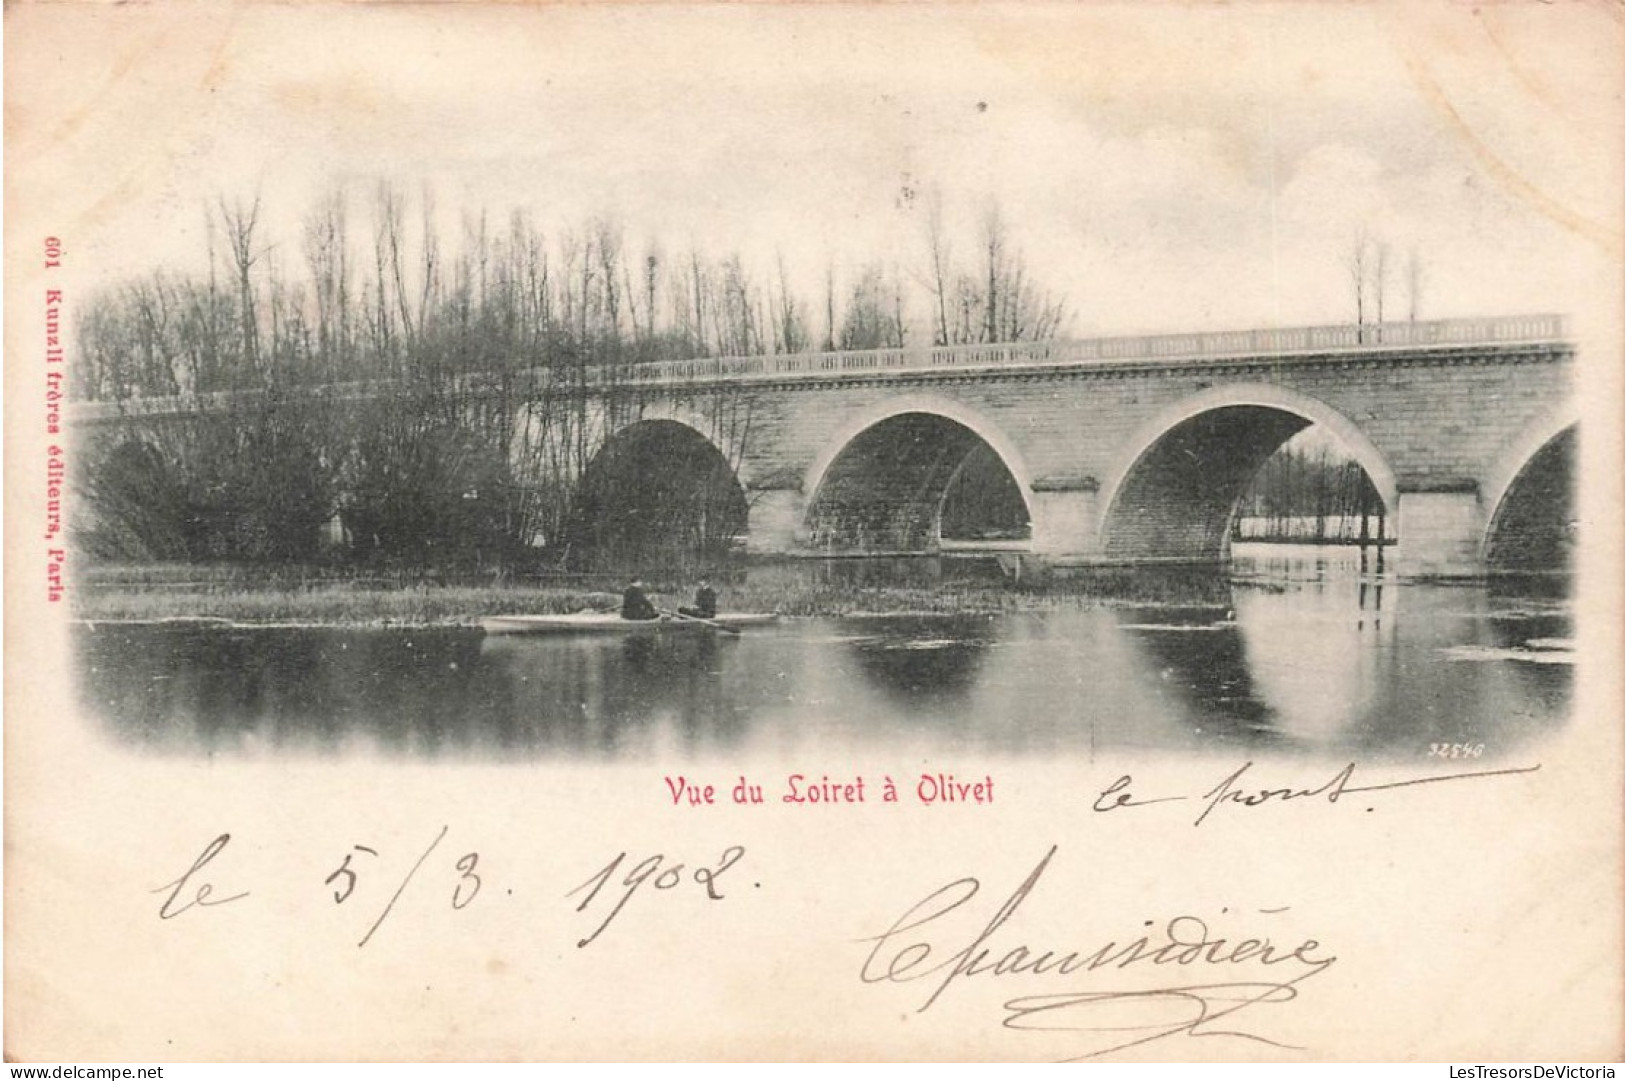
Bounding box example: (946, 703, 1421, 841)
(623, 313, 1569, 386)
(68, 313, 1570, 424)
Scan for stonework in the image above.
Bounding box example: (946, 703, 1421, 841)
(71, 332, 1577, 578)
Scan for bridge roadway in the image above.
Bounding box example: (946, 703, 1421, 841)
(71, 314, 1576, 577)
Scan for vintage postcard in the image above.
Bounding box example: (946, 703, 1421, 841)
(5, 1, 1622, 1063)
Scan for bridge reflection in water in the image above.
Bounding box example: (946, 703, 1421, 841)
(75, 547, 1571, 763)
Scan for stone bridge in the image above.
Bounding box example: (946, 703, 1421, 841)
(74, 314, 1576, 577)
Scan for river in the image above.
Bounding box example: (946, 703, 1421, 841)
(74, 545, 1573, 763)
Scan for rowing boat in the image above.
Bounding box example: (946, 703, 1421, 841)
(480, 612, 777, 636)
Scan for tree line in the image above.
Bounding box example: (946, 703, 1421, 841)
(1234, 438, 1388, 543)
(77, 185, 1069, 572)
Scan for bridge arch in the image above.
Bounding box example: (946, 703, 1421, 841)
(802, 395, 1036, 553)
(569, 416, 749, 567)
(1097, 384, 1399, 563)
(1481, 406, 1578, 570)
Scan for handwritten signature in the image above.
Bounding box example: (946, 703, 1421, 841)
(859, 845, 1336, 1059)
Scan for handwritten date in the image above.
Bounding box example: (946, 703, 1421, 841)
(153, 830, 746, 951)
(567, 846, 746, 948)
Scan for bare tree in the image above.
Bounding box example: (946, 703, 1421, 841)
(1374, 240, 1389, 327)
(981, 205, 1003, 344)
(771, 252, 809, 354)
(918, 195, 1067, 345)
(303, 190, 353, 378)
(1347, 230, 1371, 329)
(217, 195, 264, 380)
(823, 261, 837, 351)
(838, 263, 906, 349)
(1407, 247, 1424, 323)
(923, 189, 953, 346)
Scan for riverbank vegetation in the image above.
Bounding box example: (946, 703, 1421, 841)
(74, 560, 1244, 626)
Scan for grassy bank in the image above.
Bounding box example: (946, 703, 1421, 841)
(72, 560, 1242, 625)
(71, 579, 1115, 625)
(73, 583, 602, 625)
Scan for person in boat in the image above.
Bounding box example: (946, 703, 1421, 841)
(679, 578, 718, 620)
(620, 580, 659, 621)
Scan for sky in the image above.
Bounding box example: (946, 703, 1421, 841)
(7, 2, 1622, 340)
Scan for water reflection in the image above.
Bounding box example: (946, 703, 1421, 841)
(75, 547, 1572, 762)
(845, 617, 994, 707)
(1225, 557, 1396, 751)
(1115, 604, 1282, 749)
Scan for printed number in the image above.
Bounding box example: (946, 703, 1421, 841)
(44, 237, 62, 268)
(1428, 742, 1485, 759)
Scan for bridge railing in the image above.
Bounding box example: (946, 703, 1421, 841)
(621, 313, 1568, 384)
(70, 313, 1569, 419)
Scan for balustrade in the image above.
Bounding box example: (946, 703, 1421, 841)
(69, 314, 1569, 419)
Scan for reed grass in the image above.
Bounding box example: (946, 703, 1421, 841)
(73, 561, 1244, 625)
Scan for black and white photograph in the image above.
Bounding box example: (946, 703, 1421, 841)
(6, 1, 1622, 1063)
